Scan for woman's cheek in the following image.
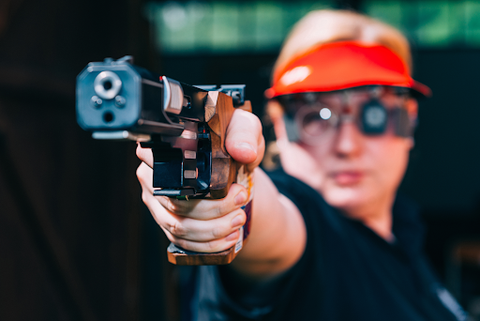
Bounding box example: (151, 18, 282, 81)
(279, 140, 326, 191)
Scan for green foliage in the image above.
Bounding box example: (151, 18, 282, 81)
(144, 1, 333, 54)
(144, 0, 480, 54)
(364, 0, 480, 48)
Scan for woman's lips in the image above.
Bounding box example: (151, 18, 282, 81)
(332, 171, 364, 185)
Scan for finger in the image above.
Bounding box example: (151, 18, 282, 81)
(148, 196, 246, 242)
(156, 183, 249, 220)
(136, 143, 154, 168)
(225, 109, 265, 170)
(162, 225, 241, 253)
(136, 161, 154, 194)
(137, 162, 249, 220)
(142, 180, 246, 245)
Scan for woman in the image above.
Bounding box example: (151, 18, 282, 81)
(137, 9, 466, 320)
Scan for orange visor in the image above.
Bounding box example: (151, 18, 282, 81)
(266, 41, 431, 98)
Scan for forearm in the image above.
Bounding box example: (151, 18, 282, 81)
(230, 168, 306, 280)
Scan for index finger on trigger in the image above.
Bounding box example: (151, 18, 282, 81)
(136, 143, 154, 168)
(157, 183, 249, 221)
(225, 109, 263, 166)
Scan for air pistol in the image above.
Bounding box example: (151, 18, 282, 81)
(76, 56, 253, 265)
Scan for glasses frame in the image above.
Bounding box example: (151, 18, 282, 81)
(274, 86, 414, 145)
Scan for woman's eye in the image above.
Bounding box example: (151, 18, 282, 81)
(301, 110, 332, 136)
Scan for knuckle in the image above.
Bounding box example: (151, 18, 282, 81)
(136, 163, 151, 186)
(161, 226, 178, 244)
(168, 220, 187, 238)
(205, 240, 219, 252)
(210, 226, 225, 240)
(166, 198, 195, 215)
(163, 199, 174, 212)
(168, 199, 185, 213)
(136, 144, 148, 160)
(141, 191, 149, 204)
(135, 144, 142, 158)
(174, 238, 188, 250)
(136, 165, 144, 183)
(214, 204, 224, 218)
(159, 197, 178, 214)
(163, 229, 174, 241)
(216, 199, 233, 218)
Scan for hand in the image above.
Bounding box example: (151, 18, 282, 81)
(136, 109, 264, 253)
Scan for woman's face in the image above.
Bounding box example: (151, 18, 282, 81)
(275, 88, 417, 217)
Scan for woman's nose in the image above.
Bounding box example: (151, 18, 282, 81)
(333, 121, 362, 158)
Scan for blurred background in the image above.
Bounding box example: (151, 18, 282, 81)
(1, 0, 480, 320)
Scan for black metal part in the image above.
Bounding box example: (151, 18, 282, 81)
(152, 148, 183, 189)
(195, 84, 246, 106)
(196, 123, 211, 193)
(177, 83, 208, 122)
(142, 122, 212, 198)
(154, 189, 195, 197)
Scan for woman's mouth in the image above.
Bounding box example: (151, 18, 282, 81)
(332, 171, 364, 186)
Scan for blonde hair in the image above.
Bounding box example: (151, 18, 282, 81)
(273, 10, 412, 78)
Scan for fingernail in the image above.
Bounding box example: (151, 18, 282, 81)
(231, 214, 244, 228)
(226, 230, 239, 241)
(234, 191, 247, 206)
(236, 142, 256, 153)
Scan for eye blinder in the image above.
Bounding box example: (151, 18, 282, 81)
(361, 100, 388, 135)
(360, 100, 412, 138)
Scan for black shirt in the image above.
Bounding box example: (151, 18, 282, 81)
(193, 169, 467, 321)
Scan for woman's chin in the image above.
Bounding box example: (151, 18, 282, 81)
(322, 186, 373, 215)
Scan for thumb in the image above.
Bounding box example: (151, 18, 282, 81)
(225, 109, 265, 170)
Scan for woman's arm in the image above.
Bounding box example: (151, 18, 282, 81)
(231, 168, 306, 280)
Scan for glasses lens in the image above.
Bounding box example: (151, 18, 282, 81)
(296, 105, 337, 140)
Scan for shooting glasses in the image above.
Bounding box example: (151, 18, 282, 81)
(276, 86, 414, 145)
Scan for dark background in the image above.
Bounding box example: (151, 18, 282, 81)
(0, 0, 479, 320)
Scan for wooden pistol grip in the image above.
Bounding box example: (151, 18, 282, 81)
(205, 91, 238, 198)
(167, 93, 252, 266)
(167, 245, 238, 265)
